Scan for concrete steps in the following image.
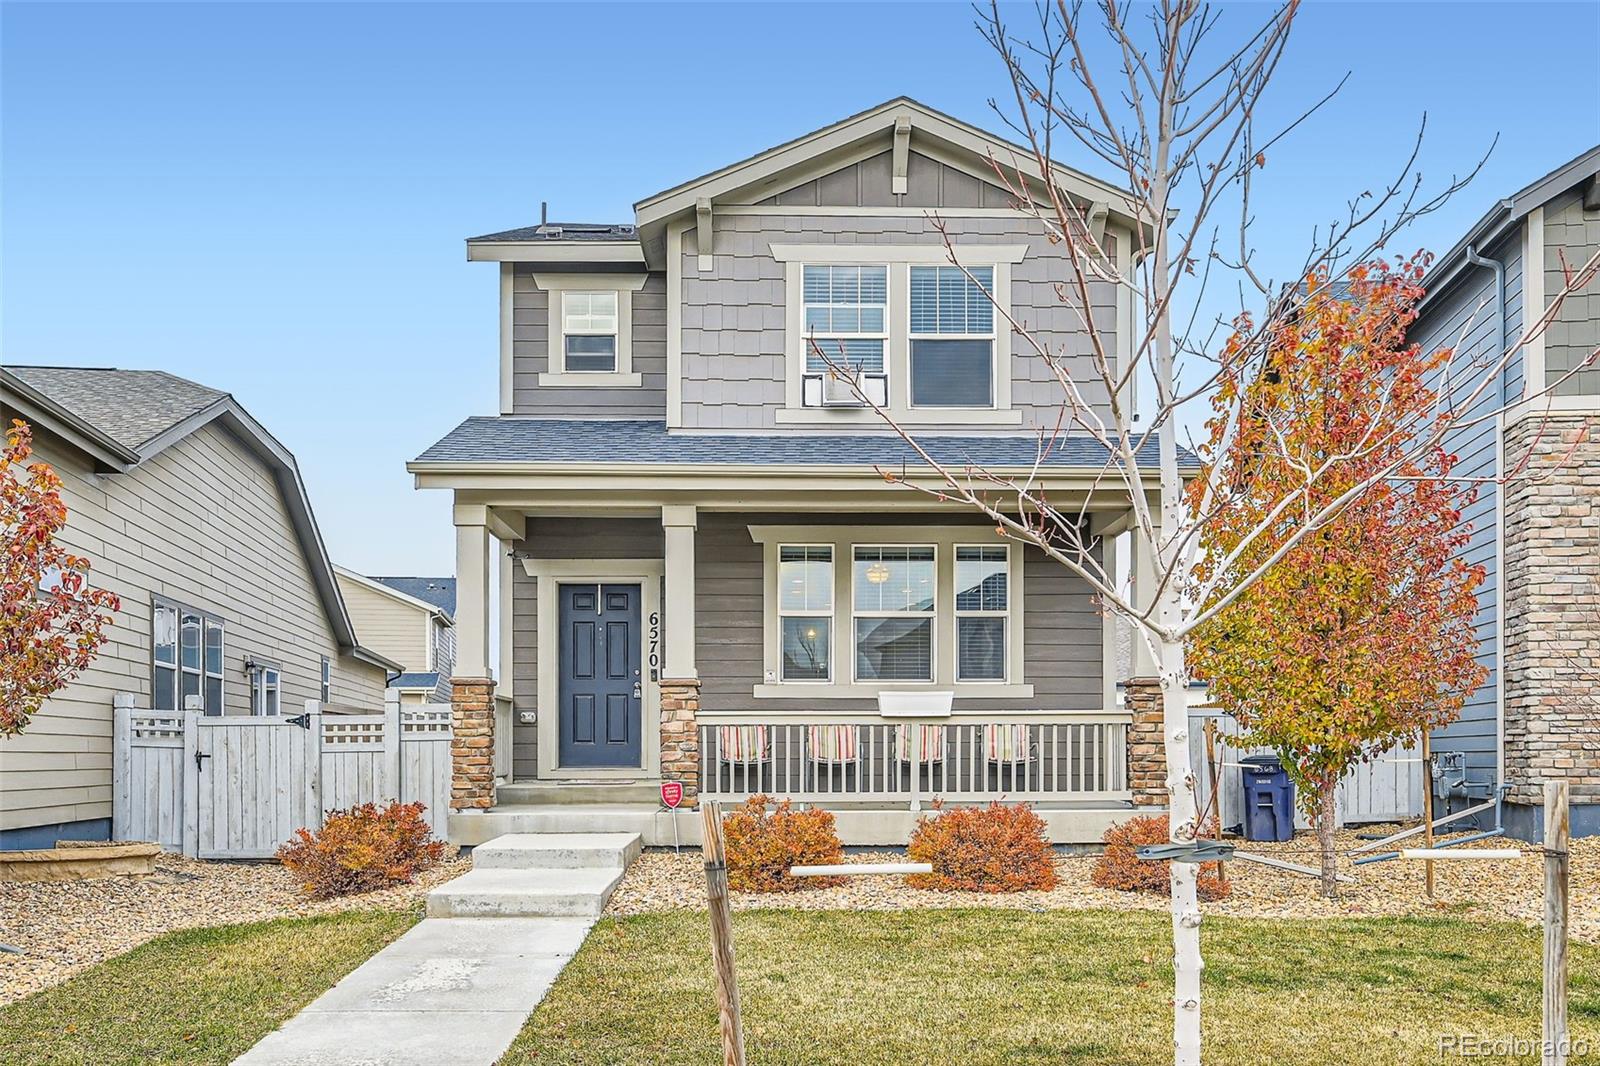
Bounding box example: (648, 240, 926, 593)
(426, 831, 641, 919)
(496, 781, 665, 806)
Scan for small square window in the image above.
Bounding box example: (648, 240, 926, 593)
(561, 291, 619, 372)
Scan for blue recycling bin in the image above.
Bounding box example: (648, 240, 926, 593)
(1240, 754, 1295, 841)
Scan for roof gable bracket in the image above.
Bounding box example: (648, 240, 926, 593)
(1584, 173, 1600, 212)
(891, 115, 912, 195)
(1087, 200, 1110, 247)
(696, 197, 713, 271)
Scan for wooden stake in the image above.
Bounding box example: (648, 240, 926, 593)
(1421, 731, 1435, 898)
(700, 800, 746, 1066)
(1204, 718, 1227, 886)
(1544, 780, 1570, 1066)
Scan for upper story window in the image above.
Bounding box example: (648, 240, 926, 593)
(153, 599, 224, 715)
(909, 266, 995, 408)
(561, 292, 619, 373)
(802, 266, 889, 407)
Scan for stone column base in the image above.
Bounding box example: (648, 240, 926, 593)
(450, 677, 496, 811)
(1126, 677, 1167, 807)
(660, 677, 701, 806)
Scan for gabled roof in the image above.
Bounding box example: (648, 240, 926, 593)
(389, 671, 442, 692)
(412, 417, 1193, 472)
(1, 364, 400, 672)
(1419, 143, 1600, 310)
(336, 566, 456, 623)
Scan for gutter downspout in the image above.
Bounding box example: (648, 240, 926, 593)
(1464, 244, 1508, 807)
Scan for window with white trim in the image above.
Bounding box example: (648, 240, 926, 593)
(909, 265, 995, 407)
(250, 663, 281, 716)
(955, 546, 1009, 681)
(320, 656, 332, 702)
(560, 291, 618, 372)
(777, 546, 832, 681)
(852, 546, 936, 682)
(801, 265, 889, 407)
(153, 600, 224, 715)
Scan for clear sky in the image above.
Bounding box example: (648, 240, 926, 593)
(4, 1, 1597, 576)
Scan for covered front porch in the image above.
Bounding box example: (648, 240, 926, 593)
(428, 467, 1168, 846)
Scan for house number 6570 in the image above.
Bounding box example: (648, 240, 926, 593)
(648, 611, 661, 679)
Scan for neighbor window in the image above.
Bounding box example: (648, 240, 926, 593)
(250, 663, 281, 716)
(852, 546, 936, 682)
(801, 265, 889, 407)
(561, 291, 618, 372)
(909, 265, 995, 407)
(153, 600, 224, 715)
(955, 546, 1009, 681)
(320, 656, 332, 702)
(777, 546, 833, 681)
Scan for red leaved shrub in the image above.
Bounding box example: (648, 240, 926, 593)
(906, 801, 1057, 892)
(722, 795, 844, 892)
(1090, 814, 1231, 901)
(277, 800, 447, 898)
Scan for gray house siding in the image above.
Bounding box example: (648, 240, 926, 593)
(509, 518, 665, 780)
(510, 268, 668, 417)
(0, 423, 388, 840)
(679, 213, 1116, 430)
(1413, 224, 1526, 791)
(759, 150, 1019, 209)
(1545, 187, 1600, 396)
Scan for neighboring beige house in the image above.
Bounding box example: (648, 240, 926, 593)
(412, 98, 1189, 845)
(335, 569, 456, 703)
(0, 366, 398, 850)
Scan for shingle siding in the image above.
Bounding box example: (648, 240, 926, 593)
(1544, 187, 1600, 396)
(759, 150, 1018, 209)
(0, 423, 388, 836)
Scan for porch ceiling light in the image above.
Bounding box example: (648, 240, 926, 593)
(865, 561, 891, 584)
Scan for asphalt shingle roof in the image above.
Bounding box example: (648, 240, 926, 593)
(389, 671, 442, 691)
(7, 366, 226, 452)
(415, 418, 1190, 470)
(373, 577, 457, 615)
(468, 222, 638, 243)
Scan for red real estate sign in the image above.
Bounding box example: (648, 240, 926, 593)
(660, 781, 683, 809)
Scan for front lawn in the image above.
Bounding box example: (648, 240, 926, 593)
(0, 909, 416, 1065)
(507, 908, 1600, 1065)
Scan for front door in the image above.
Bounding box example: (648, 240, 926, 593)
(558, 583, 643, 768)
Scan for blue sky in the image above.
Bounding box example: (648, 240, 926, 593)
(4, 1, 1597, 575)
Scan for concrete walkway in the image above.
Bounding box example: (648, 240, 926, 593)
(235, 833, 642, 1065)
(233, 916, 591, 1066)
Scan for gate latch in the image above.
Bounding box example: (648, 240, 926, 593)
(284, 712, 313, 731)
(193, 749, 212, 773)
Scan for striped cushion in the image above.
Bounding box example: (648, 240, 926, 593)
(894, 725, 946, 763)
(716, 725, 769, 764)
(806, 724, 858, 763)
(985, 724, 1032, 764)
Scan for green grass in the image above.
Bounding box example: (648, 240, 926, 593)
(506, 909, 1600, 1065)
(0, 909, 417, 1065)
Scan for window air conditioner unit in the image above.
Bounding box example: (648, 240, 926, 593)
(821, 369, 867, 407)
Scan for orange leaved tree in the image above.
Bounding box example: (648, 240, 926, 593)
(1187, 259, 1488, 897)
(2, 419, 120, 736)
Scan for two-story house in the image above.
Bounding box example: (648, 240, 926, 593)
(412, 99, 1174, 845)
(334, 569, 457, 703)
(1412, 145, 1600, 840)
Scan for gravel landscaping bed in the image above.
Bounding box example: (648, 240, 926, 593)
(606, 826, 1600, 941)
(0, 850, 469, 1005)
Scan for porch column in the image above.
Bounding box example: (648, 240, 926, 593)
(1127, 515, 1167, 809)
(450, 505, 524, 811)
(660, 505, 700, 803)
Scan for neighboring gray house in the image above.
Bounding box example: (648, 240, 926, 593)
(411, 98, 1180, 845)
(1411, 146, 1600, 839)
(335, 569, 457, 703)
(0, 366, 400, 850)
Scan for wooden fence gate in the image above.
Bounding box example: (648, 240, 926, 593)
(113, 693, 453, 859)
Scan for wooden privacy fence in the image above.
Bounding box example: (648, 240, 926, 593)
(1188, 709, 1424, 831)
(112, 692, 453, 860)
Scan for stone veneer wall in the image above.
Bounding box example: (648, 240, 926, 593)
(659, 677, 701, 806)
(450, 678, 496, 810)
(1502, 415, 1600, 806)
(1126, 677, 1168, 807)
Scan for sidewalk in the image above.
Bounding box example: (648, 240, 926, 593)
(234, 916, 591, 1066)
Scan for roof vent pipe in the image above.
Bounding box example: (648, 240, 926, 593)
(540, 201, 548, 226)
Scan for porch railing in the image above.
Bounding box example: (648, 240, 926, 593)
(697, 712, 1131, 809)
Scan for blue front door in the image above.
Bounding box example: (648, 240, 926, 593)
(558, 583, 643, 768)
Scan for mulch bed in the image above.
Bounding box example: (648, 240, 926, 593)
(0, 851, 469, 1005)
(606, 827, 1600, 941)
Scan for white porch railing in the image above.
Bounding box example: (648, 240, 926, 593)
(697, 712, 1132, 810)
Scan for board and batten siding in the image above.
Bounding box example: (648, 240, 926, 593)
(336, 576, 431, 674)
(680, 212, 1116, 431)
(1545, 186, 1600, 396)
(0, 422, 388, 837)
(510, 269, 668, 417)
(1410, 224, 1526, 789)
